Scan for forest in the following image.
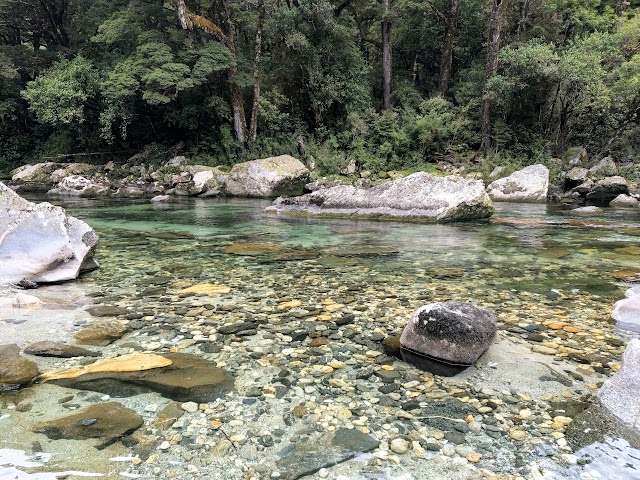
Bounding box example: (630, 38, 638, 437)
(0, 0, 639, 176)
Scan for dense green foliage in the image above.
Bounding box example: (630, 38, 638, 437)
(1, 0, 639, 174)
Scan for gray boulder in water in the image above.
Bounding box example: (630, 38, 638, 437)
(486, 164, 549, 203)
(400, 302, 497, 365)
(0, 182, 99, 284)
(222, 155, 310, 197)
(267, 172, 493, 223)
(597, 339, 640, 436)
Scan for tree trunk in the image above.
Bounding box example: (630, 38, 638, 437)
(437, 0, 461, 97)
(249, 0, 265, 144)
(616, 0, 629, 16)
(381, 0, 392, 110)
(480, 0, 503, 156)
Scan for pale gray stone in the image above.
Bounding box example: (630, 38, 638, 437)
(486, 164, 549, 203)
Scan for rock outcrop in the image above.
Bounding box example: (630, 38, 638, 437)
(267, 172, 493, 223)
(610, 194, 639, 207)
(597, 339, 640, 436)
(48, 175, 110, 197)
(222, 155, 310, 197)
(486, 164, 549, 203)
(0, 182, 99, 284)
(399, 302, 497, 366)
(585, 176, 629, 206)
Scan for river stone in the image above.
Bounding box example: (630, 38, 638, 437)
(610, 194, 639, 207)
(222, 155, 309, 197)
(48, 175, 111, 197)
(0, 344, 39, 390)
(12, 292, 42, 308)
(564, 168, 590, 190)
(85, 305, 130, 317)
(400, 302, 497, 365)
(585, 176, 629, 206)
(24, 341, 101, 358)
(611, 294, 640, 332)
(486, 164, 549, 203)
(571, 206, 602, 215)
(10, 162, 62, 191)
(33, 402, 143, 444)
(0, 182, 100, 284)
(267, 172, 493, 223)
(597, 339, 640, 435)
(276, 428, 379, 480)
(47, 353, 234, 403)
(75, 322, 127, 346)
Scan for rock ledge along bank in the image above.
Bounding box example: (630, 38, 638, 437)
(267, 172, 494, 223)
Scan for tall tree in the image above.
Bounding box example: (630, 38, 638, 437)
(249, 0, 265, 144)
(172, 0, 247, 143)
(437, 0, 461, 97)
(381, 0, 392, 110)
(479, 0, 503, 156)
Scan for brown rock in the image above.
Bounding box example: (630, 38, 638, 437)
(33, 402, 143, 445)
(46, 353, 234, 403)
(383, 335, 402, 358)
(75, 322, 127, 346)
(24, 341, 101, 358)
(0, 344, 39, 390)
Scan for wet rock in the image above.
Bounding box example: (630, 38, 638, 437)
(612, 294, 640, 333)
(0, 344, 39, 390)
(268, 172, 493, 223)
(585, 176, 629, 206)
(33, 402, 143, 445)
(222, 155, 309, 197)
(400, 302, 496, 365)
(571, 206, 602, 215)
(486, 164, 549, 203)
(177, 284, 231, 296)
(610, 194, 639, 207)
(46, 353, 234, 403)
(275, 428, 379, 480)
(0, 182, 100, 284)
(24, 341, 101, 358)
(75, 322, 127, 346)
(382, 335, 401, 357)
(151, 195, 170, 203)
(85, 305, 130, 317)
(12, 292, 42, 308)
(597, 339, 640, 435)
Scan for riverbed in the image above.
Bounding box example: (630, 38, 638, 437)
(2, 198, 640, 480)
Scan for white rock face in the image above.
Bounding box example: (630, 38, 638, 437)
(0, 182, 99, 284)
(222, 155, 310, 197)
(597, 339, 640, 435)
(48, 175, 110, 197)
(486, 164, 549, 203)
(268, 172, 494, 223)
(611, 294, 640, 332)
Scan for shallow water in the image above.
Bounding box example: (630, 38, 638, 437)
(4, 197, 640, 478)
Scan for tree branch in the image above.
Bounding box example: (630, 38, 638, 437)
(171, 0, 231, 50)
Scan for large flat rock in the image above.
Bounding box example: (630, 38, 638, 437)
(486, 164, 549, 203)
(267, 172, 493, 223)
(222, 155, 310, 197)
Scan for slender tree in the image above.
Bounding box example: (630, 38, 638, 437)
(381, 0, 392, 110)
(437, 0, 461, 97)
(479, 0, 504, 156)
(249, 0, 265, 144)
